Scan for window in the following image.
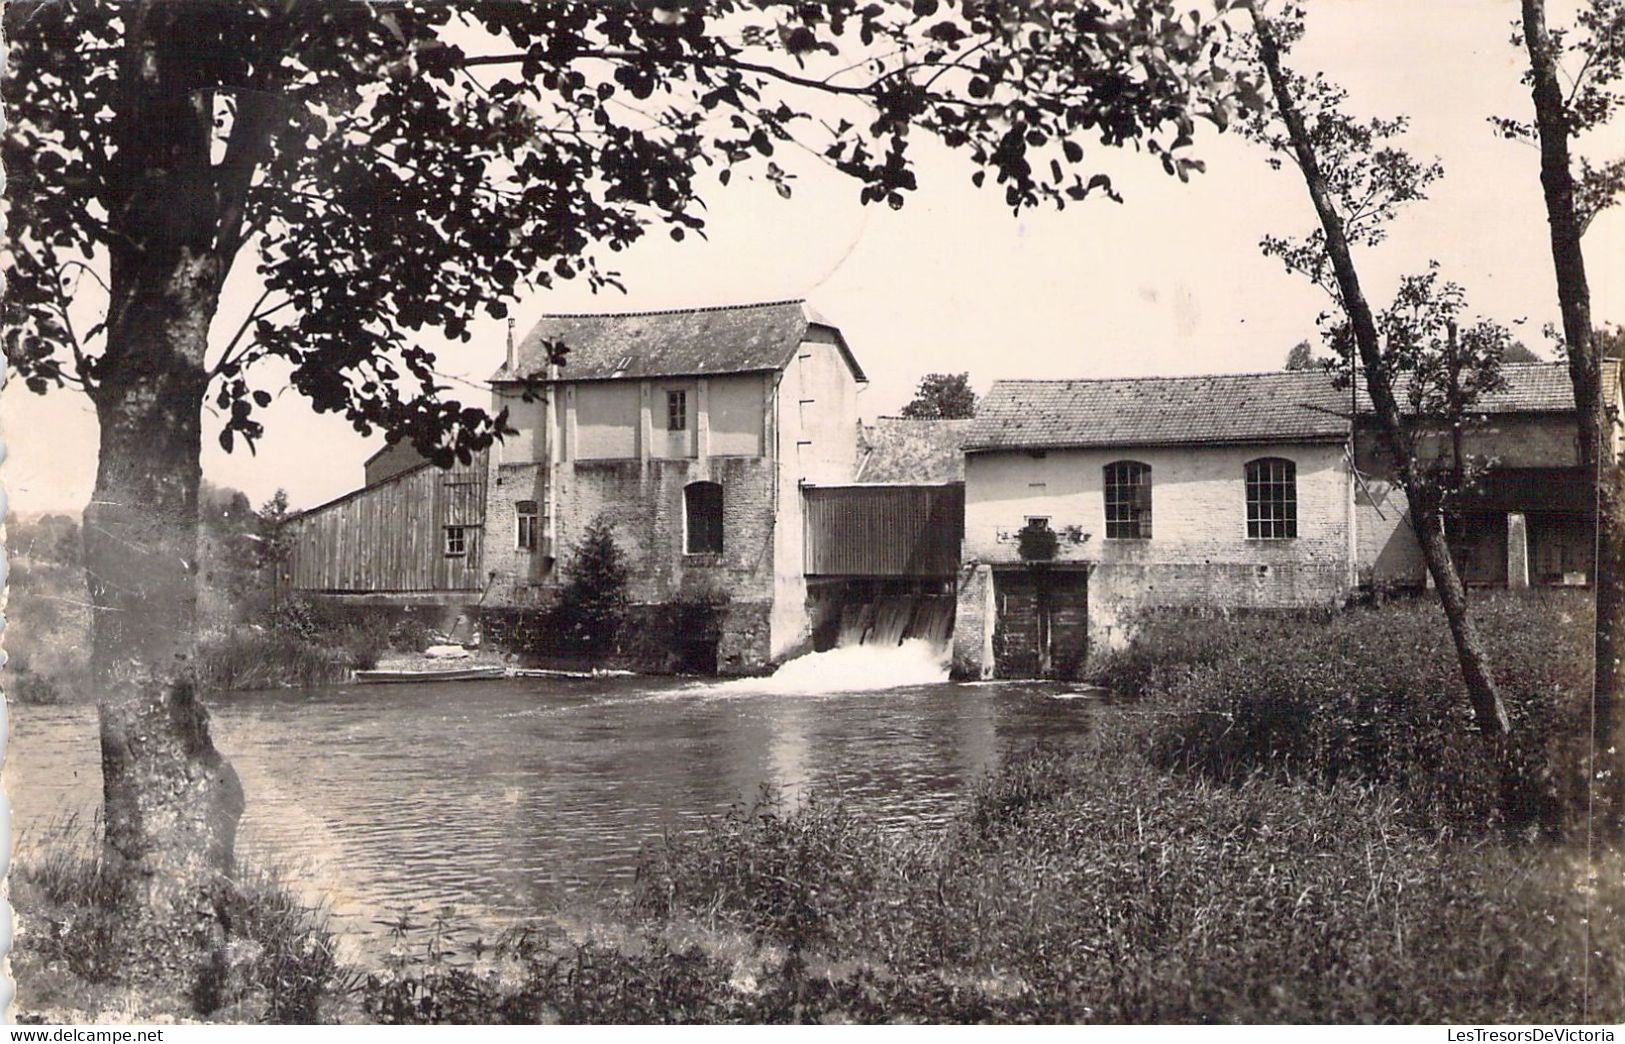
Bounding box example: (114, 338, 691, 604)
(516, 500, 539, 552)
(1104, 461, 1152, 539)
(684, 481, 724, 554)
(444, 525, 467, 556)
(1245, 458, 1297, 539)
(667, 390, 687, 432)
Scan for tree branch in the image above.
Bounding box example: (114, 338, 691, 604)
(209, 292, 294, 378)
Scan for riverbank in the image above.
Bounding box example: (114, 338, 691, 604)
(12, 592, 1617, 1023)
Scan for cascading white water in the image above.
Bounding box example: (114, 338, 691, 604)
(721, 594, 954, 694)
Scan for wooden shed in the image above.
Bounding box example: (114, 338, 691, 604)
(282, 451, 489, 594)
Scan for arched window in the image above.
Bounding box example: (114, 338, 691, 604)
(1245, 458, 1297, 539)
(685, 481, 724, 554)
(1104, 461, 1152, 539)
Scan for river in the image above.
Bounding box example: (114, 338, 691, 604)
(8, 658, 1101, 941)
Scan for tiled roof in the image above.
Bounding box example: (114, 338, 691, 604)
(967, 361, 1618, 452)
(491, 299, 865, 383)
(856, 418, 972, 482)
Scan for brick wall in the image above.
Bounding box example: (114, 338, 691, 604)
(547, 455, 778, 606)
(484, 462, 550, 604)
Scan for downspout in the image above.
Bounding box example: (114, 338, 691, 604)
(543, 352, 560, 562)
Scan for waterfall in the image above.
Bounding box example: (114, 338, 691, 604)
(723, 593, 955, 694)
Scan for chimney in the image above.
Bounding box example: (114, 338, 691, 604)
(505, 317, 517, 372)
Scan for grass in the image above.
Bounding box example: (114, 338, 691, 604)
(196, 628, 359, 691)
(1091, 591, 1594, 837)
(621, 742, 1622, 1023)
(12, 816, 343, 1024)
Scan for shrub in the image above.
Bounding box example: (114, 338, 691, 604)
(208, 871, 341, 1023)
(12, 818, 127, 984)
(338, 618, 389, 671)
(1085, 608, 1265, 695)
(267, 598, 322, 641)
(388, 617, 435, 653)
(1015, 521, 1058, 562)
(556, 516, 629, 661)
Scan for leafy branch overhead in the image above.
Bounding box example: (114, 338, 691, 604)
(3, 0, 1256, 465)
(1491, 0, 1625, 234)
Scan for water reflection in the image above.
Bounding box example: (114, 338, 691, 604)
(10, 673, 1093, 938)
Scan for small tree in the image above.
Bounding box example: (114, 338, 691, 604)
(557, 516, 629, 664)
(255, 489, 294, 611)
(900, 373, 978, 419)
(1243, 1, 1512, 735)
(1510, 0, 1625, 834)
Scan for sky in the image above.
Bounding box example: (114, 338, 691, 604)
(5, 0, 1625, 516)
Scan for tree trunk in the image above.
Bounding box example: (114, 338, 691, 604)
(85, 0, 244, 978)
(87, 251, 244, 979)
(1520, 0, 1622, 835)
(1249, 3, 1510, 735)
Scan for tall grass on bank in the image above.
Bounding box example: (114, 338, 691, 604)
(12, 817, 341, 1023)
(625, 744, 1621, 1023)
(196, 629, 357, 691)
(1092, 591, 1594, 837)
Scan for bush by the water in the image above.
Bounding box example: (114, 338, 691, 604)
(196, 628, 357, 691)
(1100, 592, 1593, 836)
(195, 597, 427, 690)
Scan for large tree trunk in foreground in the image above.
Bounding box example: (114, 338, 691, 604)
(87, 258, 244, 978)
(85, 0, 244, 977)
(1249, 4, 1510, 735)
(1521, 0, 1623, 836)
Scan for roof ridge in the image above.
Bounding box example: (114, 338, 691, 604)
(987, 359, 1569, 388)
(535, 298, 806, 320)
(987, 369, 1342, 386)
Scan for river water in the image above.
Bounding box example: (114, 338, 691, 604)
(8, 653, 1101, 940)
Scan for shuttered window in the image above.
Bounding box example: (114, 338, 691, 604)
(1104, 461, 1152, 539)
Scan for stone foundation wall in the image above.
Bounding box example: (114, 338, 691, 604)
(481, 598, 772, 675)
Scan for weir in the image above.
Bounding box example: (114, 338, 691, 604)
(732, 582, 956, 693)
(834, 594, 955, 651)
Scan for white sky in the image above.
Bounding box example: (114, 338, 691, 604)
(5, 0, 1625, 516)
